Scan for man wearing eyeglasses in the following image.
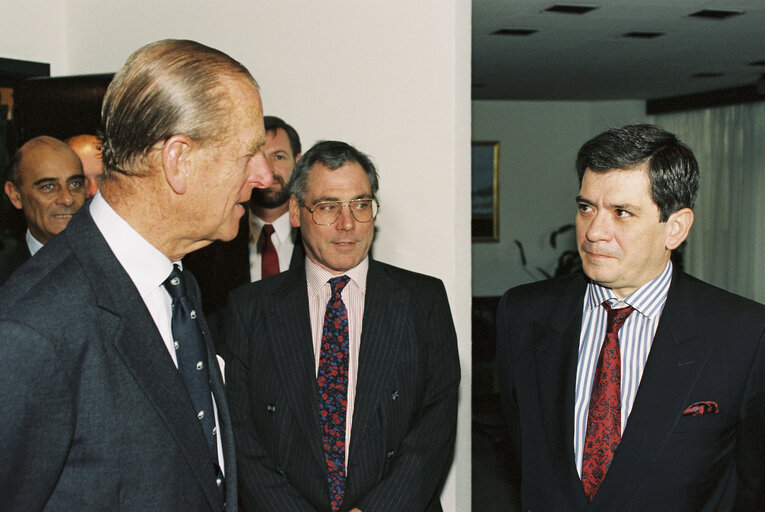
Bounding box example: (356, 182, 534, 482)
(223, 140, 460, 512)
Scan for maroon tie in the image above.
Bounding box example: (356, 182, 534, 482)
(259, 224, 279, 279)
(581, 302, 634, 501)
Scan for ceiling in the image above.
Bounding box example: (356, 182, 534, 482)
(472, 0, 765, 101)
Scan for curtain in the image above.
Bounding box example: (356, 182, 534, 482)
(652, 101, 765, 303)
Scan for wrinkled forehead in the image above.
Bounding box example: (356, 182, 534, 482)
(19, 146, 83, 183)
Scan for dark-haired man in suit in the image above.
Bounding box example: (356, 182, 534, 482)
(0, 39, 273, 511)
(497, 124, 765, 511)
(224, 140, 460, 512)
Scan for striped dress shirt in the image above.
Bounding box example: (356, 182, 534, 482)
(573, 261, 673, 476)
(306, 256, 369, 468)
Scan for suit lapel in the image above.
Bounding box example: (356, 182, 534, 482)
(348, 260, 407, 463)
(65, 209, 222, 510)
(533, 278, 589, 503)
(593, 271, 713, 508)
(267, 267, 327, 470)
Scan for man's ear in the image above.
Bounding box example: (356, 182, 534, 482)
(289, 194, 301, 228)
(161, 134, 194, 195)
(665, 207, 694, 250)
(4, 181, 22, 210)
(295, 152, 302, 163)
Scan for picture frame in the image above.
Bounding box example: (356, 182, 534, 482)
(471, 141, 499, 242)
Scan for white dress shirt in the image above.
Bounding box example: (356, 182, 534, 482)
(89, 192, 225, 472)
(249, 210, 295, 281)
(306, 256, 369, 468)
(25, 230, 44, 256)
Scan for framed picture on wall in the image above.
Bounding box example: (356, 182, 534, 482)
(471, 141, 499, 242)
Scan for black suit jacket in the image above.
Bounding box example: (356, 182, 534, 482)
(0, 238, 30, 286)
(496, 270, 765, 511)
(0, 207, 237, 511)
(183, 212, 304, 318)
(223, 259, 460, 512)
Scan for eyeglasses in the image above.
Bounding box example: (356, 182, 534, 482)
(304, 198, 379, 226)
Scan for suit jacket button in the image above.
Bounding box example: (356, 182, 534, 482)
(276, 465, 285, 475)
(391, 390, 400, 400)
(267, 403, 276, 414)
(386, 450, 396, 459)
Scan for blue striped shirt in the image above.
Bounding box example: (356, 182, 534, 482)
(573, 261, 673, 476)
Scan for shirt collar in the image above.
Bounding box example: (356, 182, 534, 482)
(89, 192, 175, 299)
(249, 210, 292, 244)
(305, 256, 369, 297)
(584, 260, 673, 319)
(25, 229, 44, 256)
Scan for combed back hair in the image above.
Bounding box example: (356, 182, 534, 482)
(288, 140, 379, 204)
(101, 39, 257, 177)
(576, 124, 700, 222)
(264, 116, 301, 157)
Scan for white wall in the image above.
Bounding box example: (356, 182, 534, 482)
(0, 0, 68, 72)
(2, 1, 472, 509)
(472, 100, 647, 297)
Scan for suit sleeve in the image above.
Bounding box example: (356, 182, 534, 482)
(222, 296, 318, 512)
(0, 321, 74, 512)
(494, 292, 523, 493)
(356, 280, 460, 512)
(734, 324, 765, 510)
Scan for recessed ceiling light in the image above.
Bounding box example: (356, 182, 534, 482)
(688, 9, 743, 20)
(691, 72, 724, 78)
(492, 29, 538, 36)
(545, 5, 598, 15)
(622, 32, 664, 39)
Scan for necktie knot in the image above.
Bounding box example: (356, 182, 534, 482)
(329, 275, 351, 299)
(603, 302, 635, 334)
(259, 224, 275, 249)
(163, 265, 186, 299)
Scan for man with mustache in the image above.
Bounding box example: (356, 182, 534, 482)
(223, 140, 460, 511)
(496, 124, 765, 511)
(1, 136, 85, 285)
(185, 116, 304, 319)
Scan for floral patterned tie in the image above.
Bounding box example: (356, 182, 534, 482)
(317, 275, 351, 511)
(581, 302, 634, 501)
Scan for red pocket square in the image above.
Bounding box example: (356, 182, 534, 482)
(682, 401, 719, 416)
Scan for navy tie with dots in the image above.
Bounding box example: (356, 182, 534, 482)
(163, 265, 225, 502)
(317, 275, 351, 512)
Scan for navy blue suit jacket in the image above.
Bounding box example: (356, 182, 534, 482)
(0, 207, 237, 511)
(496, 270, 765, 511)
(223, 259, 460, 512)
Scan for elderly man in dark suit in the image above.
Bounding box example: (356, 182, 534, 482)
(184, 116, 305, 322)
(497, 124, 765, 511)
(223, 140, 460, 512)
(0, 39, 272, 511)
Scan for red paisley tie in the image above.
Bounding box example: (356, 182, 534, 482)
(581, 302, 634, 501)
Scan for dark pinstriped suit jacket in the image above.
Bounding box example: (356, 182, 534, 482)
(223, 259, 460, 512)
